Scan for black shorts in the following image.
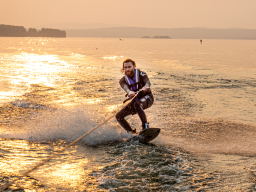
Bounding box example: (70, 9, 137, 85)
(120, 94, 154, 116)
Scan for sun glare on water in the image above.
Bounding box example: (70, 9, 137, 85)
(103, 56, 123, 60)
(1, 53, 73, 105)
(11, 53, 69, 86)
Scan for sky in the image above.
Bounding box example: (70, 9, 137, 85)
(1, 0, 256, 29)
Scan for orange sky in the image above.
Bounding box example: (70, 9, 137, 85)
(1, 0, 256, 29)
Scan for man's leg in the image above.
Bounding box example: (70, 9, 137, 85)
(133, 95, 154, 130)
(134, 101, 147, 127)
(116, 102, 136, 133)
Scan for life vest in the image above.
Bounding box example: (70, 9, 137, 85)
(125, 68, 140, 92)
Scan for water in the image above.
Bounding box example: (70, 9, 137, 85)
(1, 37, 256, 191)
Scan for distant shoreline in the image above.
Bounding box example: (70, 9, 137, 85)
(0, 24, 66, 37)
(1, 37, 255, 41)
(142, 35, 172, 39)
(64, 27, 256, 39)
(1, 25, 256, 39)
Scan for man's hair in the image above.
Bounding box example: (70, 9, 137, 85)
(121, 58, 136, 73)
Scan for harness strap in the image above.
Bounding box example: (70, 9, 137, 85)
(127, 82, 139, 88)
(125, 68, 140, 91)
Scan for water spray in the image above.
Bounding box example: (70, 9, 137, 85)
(0, 92, 139, 191)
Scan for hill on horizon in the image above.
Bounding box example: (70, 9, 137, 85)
(65, 27, 256, 39)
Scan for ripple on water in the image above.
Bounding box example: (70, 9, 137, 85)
(97, 142, 195, 191)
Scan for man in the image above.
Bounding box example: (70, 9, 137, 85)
(116, 59, 154, 134)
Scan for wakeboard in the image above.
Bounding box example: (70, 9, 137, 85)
(131, 128, 161, 144)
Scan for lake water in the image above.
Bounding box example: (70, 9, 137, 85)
(0, 37, 256, 191)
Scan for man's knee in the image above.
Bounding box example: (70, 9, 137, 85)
(116, 112, 122, 121)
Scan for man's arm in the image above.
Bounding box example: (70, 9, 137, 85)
(140, 71, 151, 91)
(119, 77, 131, 93)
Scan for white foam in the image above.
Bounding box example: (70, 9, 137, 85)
(3, 106, 130, 145)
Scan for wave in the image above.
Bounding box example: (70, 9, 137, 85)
(0, 106, 133, 146)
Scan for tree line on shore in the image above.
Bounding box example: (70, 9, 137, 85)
(142, 35, 171, 39)
(0, 24, 66, 37)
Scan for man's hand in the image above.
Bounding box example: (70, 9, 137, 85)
(128, 91, 136, 97)
(139, 86, 150, 92)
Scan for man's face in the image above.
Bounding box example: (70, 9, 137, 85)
(124, 62, 135, 77)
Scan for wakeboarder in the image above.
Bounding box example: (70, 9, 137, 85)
(116, 59, 154, 134)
